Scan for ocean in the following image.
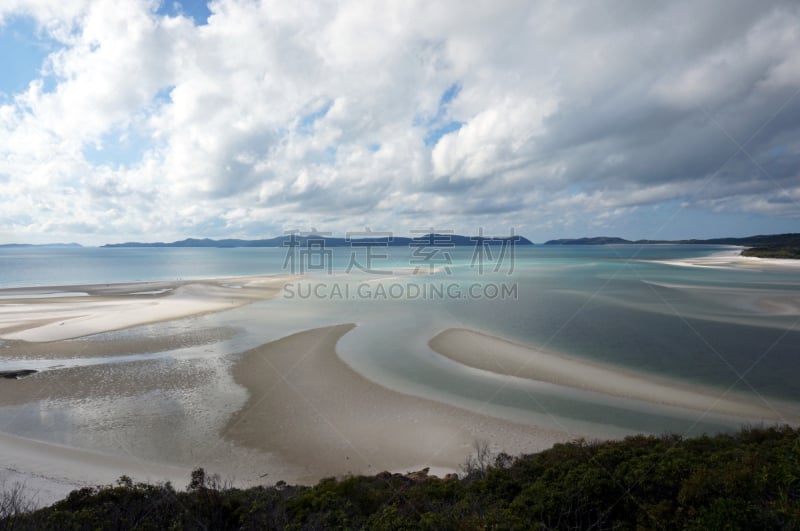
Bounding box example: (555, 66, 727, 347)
(0, 244, 798, 459)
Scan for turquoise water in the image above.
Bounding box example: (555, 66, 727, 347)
(1, 244, 799, 440)
(0, 244, 769, 287)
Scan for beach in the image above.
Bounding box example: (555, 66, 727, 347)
(648, 248, 800, 271)
(0, 283, 574, 504)
(0, 318, 574, 505)
(0, 431, 190, 508)
(0, 250, 798, 507)
(0, 276, 290, 343)
(0, 276, 291, 505)
(224, 324, 570, 482)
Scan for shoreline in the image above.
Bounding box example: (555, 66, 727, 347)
(428, 328, 796, 423)
(0, 431, 190, 508)
(0, 261, 796, 505)
(647, 248, 800, 270)
(224, 324, 576, 483)
(0, 275, 292, 342)
(1, 323, 581, 505)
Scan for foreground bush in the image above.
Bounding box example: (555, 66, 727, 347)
(2, 425, 799, 530)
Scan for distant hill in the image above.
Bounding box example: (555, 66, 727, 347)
(543, 237, 631, 245)
(0, 243, 82, 248)
(544, 233, 800, 247)
(102, 234, 534, 248)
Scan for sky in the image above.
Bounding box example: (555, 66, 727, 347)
(0, 0, 798, 245)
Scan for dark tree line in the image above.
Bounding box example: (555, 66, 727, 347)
(2, 425, 799, 530)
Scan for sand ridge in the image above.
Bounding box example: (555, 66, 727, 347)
(429, 327, 794, 422)
(224, 324, 573, 482)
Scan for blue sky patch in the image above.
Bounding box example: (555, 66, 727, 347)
(83, 127, 152, 168)
(298, 100, 333, 134)
(152, 86, 175, 105)
(421, 82, 463, 145)
(424, 121, 463, 146)
(155, 0, 212, 25)
(0, 16, 60, 99)
(439, 83, 461, 107)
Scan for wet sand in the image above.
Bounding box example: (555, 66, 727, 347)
(429, 328, 792, 422)
(0, 357, 216, 407)
(0, 431, 190, 507)
(0, 276, 290, 342)
(225, 324, 573, 482)
(0, 353, 237, 506)
(0, 327, 239, 360)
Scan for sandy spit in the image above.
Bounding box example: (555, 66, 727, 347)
(429, 327, 793, 422)
(224, 324, 575, 483)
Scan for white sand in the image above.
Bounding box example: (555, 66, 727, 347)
(0, 432, 189, 508)
(429, 328, 793, 422)
(648, 248, 800, 271)
(0, 276, 291, 342)
(0, 323, 579, 506)
(225, 324, 575, 483)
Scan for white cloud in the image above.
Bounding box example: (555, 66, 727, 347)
(431, 97, 555, 181)
(0, 0, 798, 244)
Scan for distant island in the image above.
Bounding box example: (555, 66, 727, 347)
(544, 233, 800, 259)
(101, 234, 534, 248)
(544, 237, 634, 245)
(544, 233, 800, 246)
(2, 234, 798, 257)
(0, 243, 82, 248)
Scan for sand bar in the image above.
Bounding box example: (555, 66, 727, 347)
(225, 324, 574, 483)
(0, 276, 291, 342)
(648, 248, 800, 271)
(429, 328, 793, 422)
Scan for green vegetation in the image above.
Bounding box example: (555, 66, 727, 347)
(742, 246, 800, 259)
(545, 232, 800, 248)
(2, 425, 799, 529)
(544, 232, 800, 259)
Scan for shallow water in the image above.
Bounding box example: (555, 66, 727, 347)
(0, 244, 798, 466)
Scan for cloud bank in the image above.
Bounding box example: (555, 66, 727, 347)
(0, 0, 798, 244)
